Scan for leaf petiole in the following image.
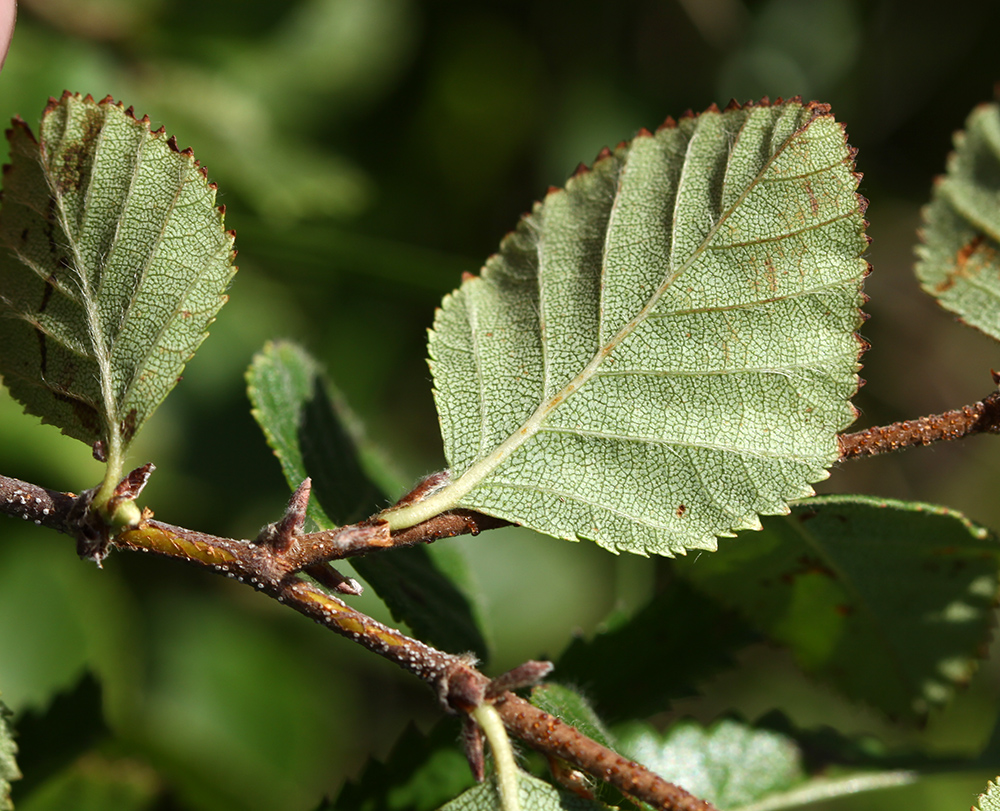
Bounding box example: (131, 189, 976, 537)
(472, 702, 522, 811)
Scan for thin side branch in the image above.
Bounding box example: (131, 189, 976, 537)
(839, 389, 1000, 459)
(0, 470, 716, 811)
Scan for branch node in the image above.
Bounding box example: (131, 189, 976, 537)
(440, 655, 488, 714)
(256, 477, 311, 553)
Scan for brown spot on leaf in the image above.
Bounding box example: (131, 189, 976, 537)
(676, 504, 687, 517)
(935, 234, 987, 293)
(119, 408, 138, 444)
(763, 257, 778, 293)
(804, 179, 819, 217)
(54, 105, 103, 195)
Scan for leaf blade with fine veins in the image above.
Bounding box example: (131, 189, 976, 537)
(386, 99, 868, 556)
(0, 92, 236, 465)
(916, 102, 1000, 340)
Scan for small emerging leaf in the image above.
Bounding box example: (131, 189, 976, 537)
(0, 701, 19, 811)
(976, 779, 1000, 811)
(386, 99, 868, 556)
(917, 102, 1000, 340)
(0, 92, 236, 479)
(678, 495, 1000, 717)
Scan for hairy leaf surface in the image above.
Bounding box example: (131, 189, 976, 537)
(0, 92, 235, 465)
(529, 683, 615, 751)
(678, 496, 1000, 717)
(387, 99, 868, 555)
(247, 341, 490, 657)
(917, 103, 1000, 340)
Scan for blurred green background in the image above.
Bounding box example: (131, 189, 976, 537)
(1, 0, 999, 809)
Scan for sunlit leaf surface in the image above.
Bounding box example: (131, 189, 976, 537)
(438, 771, 607, 811)
(917, 103, 1000, 340)
(618, 716, 917, 811)
(387, 99, 868, 556)
(0, 92, 235, 464)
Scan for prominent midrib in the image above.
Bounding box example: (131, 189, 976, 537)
(383, 116, 825, 533)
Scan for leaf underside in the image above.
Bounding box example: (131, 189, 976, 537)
(0, 92, 236, 454)
(417, 98, 868, 556)
(438, 771, 606, 811)
(620, 718, 805, 810)
(678, 495, 1000, 717)
(977, 779, 1000, 811)
(917, 102, 1000, 341)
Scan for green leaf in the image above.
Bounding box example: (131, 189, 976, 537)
(11, 674, 106, 800)
(15, 753, 160, 811)
(0, 700, 20, 811)
(384, 99, 868, 556)
(330, 721, 475, 811)
(976, 779, 1000, 811)
(529, 684, 615, 751)
(617, 717, 918, 811)
(247, 340, 385, 528)
(0, 92, 236, 492)
(247, 340, 490, 658)
(916, 102, 1000, 340)
(437, 771, 609, 811)
(677, 495, 1000, 717)
(555, 579, 756, 722)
